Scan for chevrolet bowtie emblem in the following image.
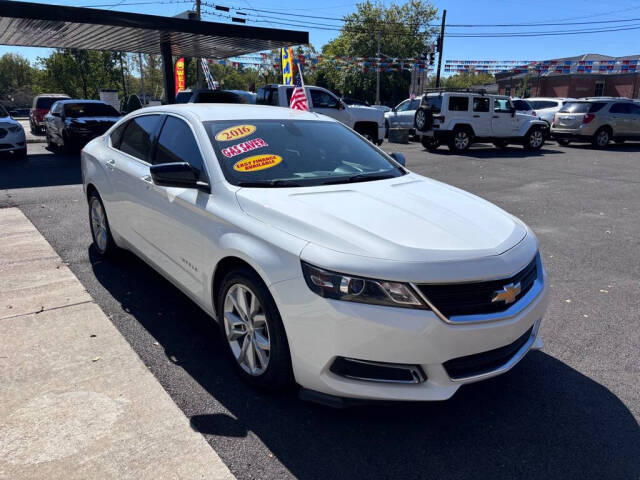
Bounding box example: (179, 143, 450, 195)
(492, 282, 521, 304)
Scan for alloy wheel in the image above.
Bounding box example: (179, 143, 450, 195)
(454, 131, 470, 150)
(90, 197, 108, 253)
(596, 130, 609, 147)
(223, 284, 271, 376)
(529, 130, 544, 149)
(415, 110, 425, 130)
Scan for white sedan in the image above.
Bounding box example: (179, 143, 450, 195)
(81, 104, 549, 403)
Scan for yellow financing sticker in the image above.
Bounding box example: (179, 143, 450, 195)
(215, 124, 256, 142)
(233, 154, 282, 172)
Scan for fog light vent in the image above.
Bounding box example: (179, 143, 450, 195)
(330, 357, 426, 384)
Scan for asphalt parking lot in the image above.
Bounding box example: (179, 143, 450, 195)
(1, 141, 639, 480)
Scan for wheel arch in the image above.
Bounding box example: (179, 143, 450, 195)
(451, 123, 475, 136)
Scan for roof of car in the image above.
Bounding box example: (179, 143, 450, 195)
(56, 99, 111, 104)
(133, 104, 328, 122)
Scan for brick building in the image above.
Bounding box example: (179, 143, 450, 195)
(496, 54, 640, 99)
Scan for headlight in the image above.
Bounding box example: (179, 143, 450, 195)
(301, 262, 428, 309)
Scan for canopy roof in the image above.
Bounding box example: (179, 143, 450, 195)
(0, 1, 308, 58)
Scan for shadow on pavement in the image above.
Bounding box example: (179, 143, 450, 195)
(424, 145, 566, 158)
(89, 247, 639, 480)
(0, 150, 81, 189)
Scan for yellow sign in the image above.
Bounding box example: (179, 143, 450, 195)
(234, 154, 282, 172)
(282, 47, 294, 86)
(215, 124, 256, 142)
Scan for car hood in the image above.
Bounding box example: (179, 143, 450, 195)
(235, 174, 527, 263)
(0, 116, 20, 127)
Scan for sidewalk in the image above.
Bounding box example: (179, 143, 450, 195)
(0, 208, 235, 480)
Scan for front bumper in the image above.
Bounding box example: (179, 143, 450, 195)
(270, 259, 549, 402)
(0, 129, 26, 152)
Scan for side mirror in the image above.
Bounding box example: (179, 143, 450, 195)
(337, 101, 345, 110)
(150, 162, 210, 193)
(389, 152, 406, 167)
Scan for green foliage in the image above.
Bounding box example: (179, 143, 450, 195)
(37, 49, 122, 99)
(0, 53, 37, 108)
(319, 0, 438, 105)
(121, 94, 142, 113)
(431, 71, 496, 89)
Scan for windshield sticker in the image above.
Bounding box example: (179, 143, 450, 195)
(234, 154, 282, 172)
(221, 138, 268, 158)
(215, 124, 256, 142)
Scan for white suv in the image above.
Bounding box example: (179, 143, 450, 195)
(414, 91, 549, 152)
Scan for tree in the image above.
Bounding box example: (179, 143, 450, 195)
(319, 0, 438, 105)
(37, 49, 122, 99)
(0, 53, 37, 108)
(429, 71, 496, 89)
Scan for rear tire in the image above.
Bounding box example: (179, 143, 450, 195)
(591, 127, 610, 148)
(421, 136, 440, 152)
(448, 128, 472, 153)
(217, 267, 294, 391)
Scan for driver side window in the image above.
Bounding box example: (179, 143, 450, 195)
(310, 89, 338, 109)
(395, 100, 409, 112)
(494, 99, 512, 113)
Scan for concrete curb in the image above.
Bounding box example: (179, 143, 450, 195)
(0, 208, 235, 480)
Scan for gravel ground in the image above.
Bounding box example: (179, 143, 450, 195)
(1, 140, 638, 480)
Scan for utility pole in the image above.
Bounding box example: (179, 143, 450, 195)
(375, 32, 381, 105)
(139, 52, 145, 105)
(435, 9, 446, 89)
(119, 51, 127, 99)
(195, 0, 202, 88)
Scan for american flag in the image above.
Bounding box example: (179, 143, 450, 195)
(289, 68, 308, 111)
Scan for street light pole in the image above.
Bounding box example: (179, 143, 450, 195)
(375, 32, 381, 105)
(195, 0, 202, 88)
(435, 9, 446, 89)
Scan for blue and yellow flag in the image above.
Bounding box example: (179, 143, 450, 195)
(282, 47, 294, 85)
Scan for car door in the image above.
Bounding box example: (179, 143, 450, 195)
(388, 100, 409, 129)
(400, 98, 422, 129)
(608, 102, 633, 136)
(627, 103, 640, 137)
(46, 102, 62, 142)
(134, 114, 210, 299)
(106, 114, 164, 251)
(308, 88, 352, 126)
(491, 98, 519, 137)
(471, 96, 492, 136)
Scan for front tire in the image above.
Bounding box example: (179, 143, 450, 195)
(218, 268, 294, 391)
(448, 128, 472, 152)
(524, 127, 545, 151)
(88, 192, 117, 257)
(591, 127, 610, 148)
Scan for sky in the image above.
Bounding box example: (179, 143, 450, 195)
(3, 0, 640, 66)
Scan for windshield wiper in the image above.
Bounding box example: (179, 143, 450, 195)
(320, 173, 397, 185)
(235, 179, 304, 188)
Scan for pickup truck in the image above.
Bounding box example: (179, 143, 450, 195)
(257, 84, 385, 145)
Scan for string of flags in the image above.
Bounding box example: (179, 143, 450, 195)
(445, 59, 640, 75)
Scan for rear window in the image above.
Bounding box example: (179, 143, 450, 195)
(36, 97, 64, 109)
(448, 96, 469, 111)
(559, 102, 606, 114)
(256, 87, 279, 106)
(513, 100, 532, 111)
(423, 96, 442, 113)
(175, 91, 192, 104)
(196, 91, 247, 104)
(528, 100, 558, 109)
(64, 102, 120, 117)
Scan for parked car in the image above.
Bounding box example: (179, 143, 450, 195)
(175, 89, 249, 104)
(257, 84, 385, 145)
(511, 99, 536, 117)
(9, 107, 30, 118)
(228, 90, 257, 104)
(371, 104, 392, 113)
(550, 98, 640, 147)
(81, 104, 548, 402)
(385, 96, 422, 137)
(342, 96, 369, 107)
(0, 104, 27, 159)
(30, 93, 70, 134)
(44, 100, 121, 151)
(414, 92, 549, 152)
(525, 97, 575, 125)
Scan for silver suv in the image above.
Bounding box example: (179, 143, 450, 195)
(551, 98, 640, 148)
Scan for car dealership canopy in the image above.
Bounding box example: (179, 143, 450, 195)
(0, 1, 308, 103)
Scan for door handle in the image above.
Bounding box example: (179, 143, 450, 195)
(473, 115, 480, 118)
(141, 175, 153, 184)
(106, 158, 115, 166)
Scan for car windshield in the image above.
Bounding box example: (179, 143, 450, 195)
(528, 100, 558, 109)
(64, 103, 120, 117)
(559, 102, 605, 114)
(36, 97, 63, 109)
(205, 119, 405, 188)
(513, 100, 532, 111)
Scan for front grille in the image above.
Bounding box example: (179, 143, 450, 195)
(417, 256, 538, 318)
(443, 326, 534, 380)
